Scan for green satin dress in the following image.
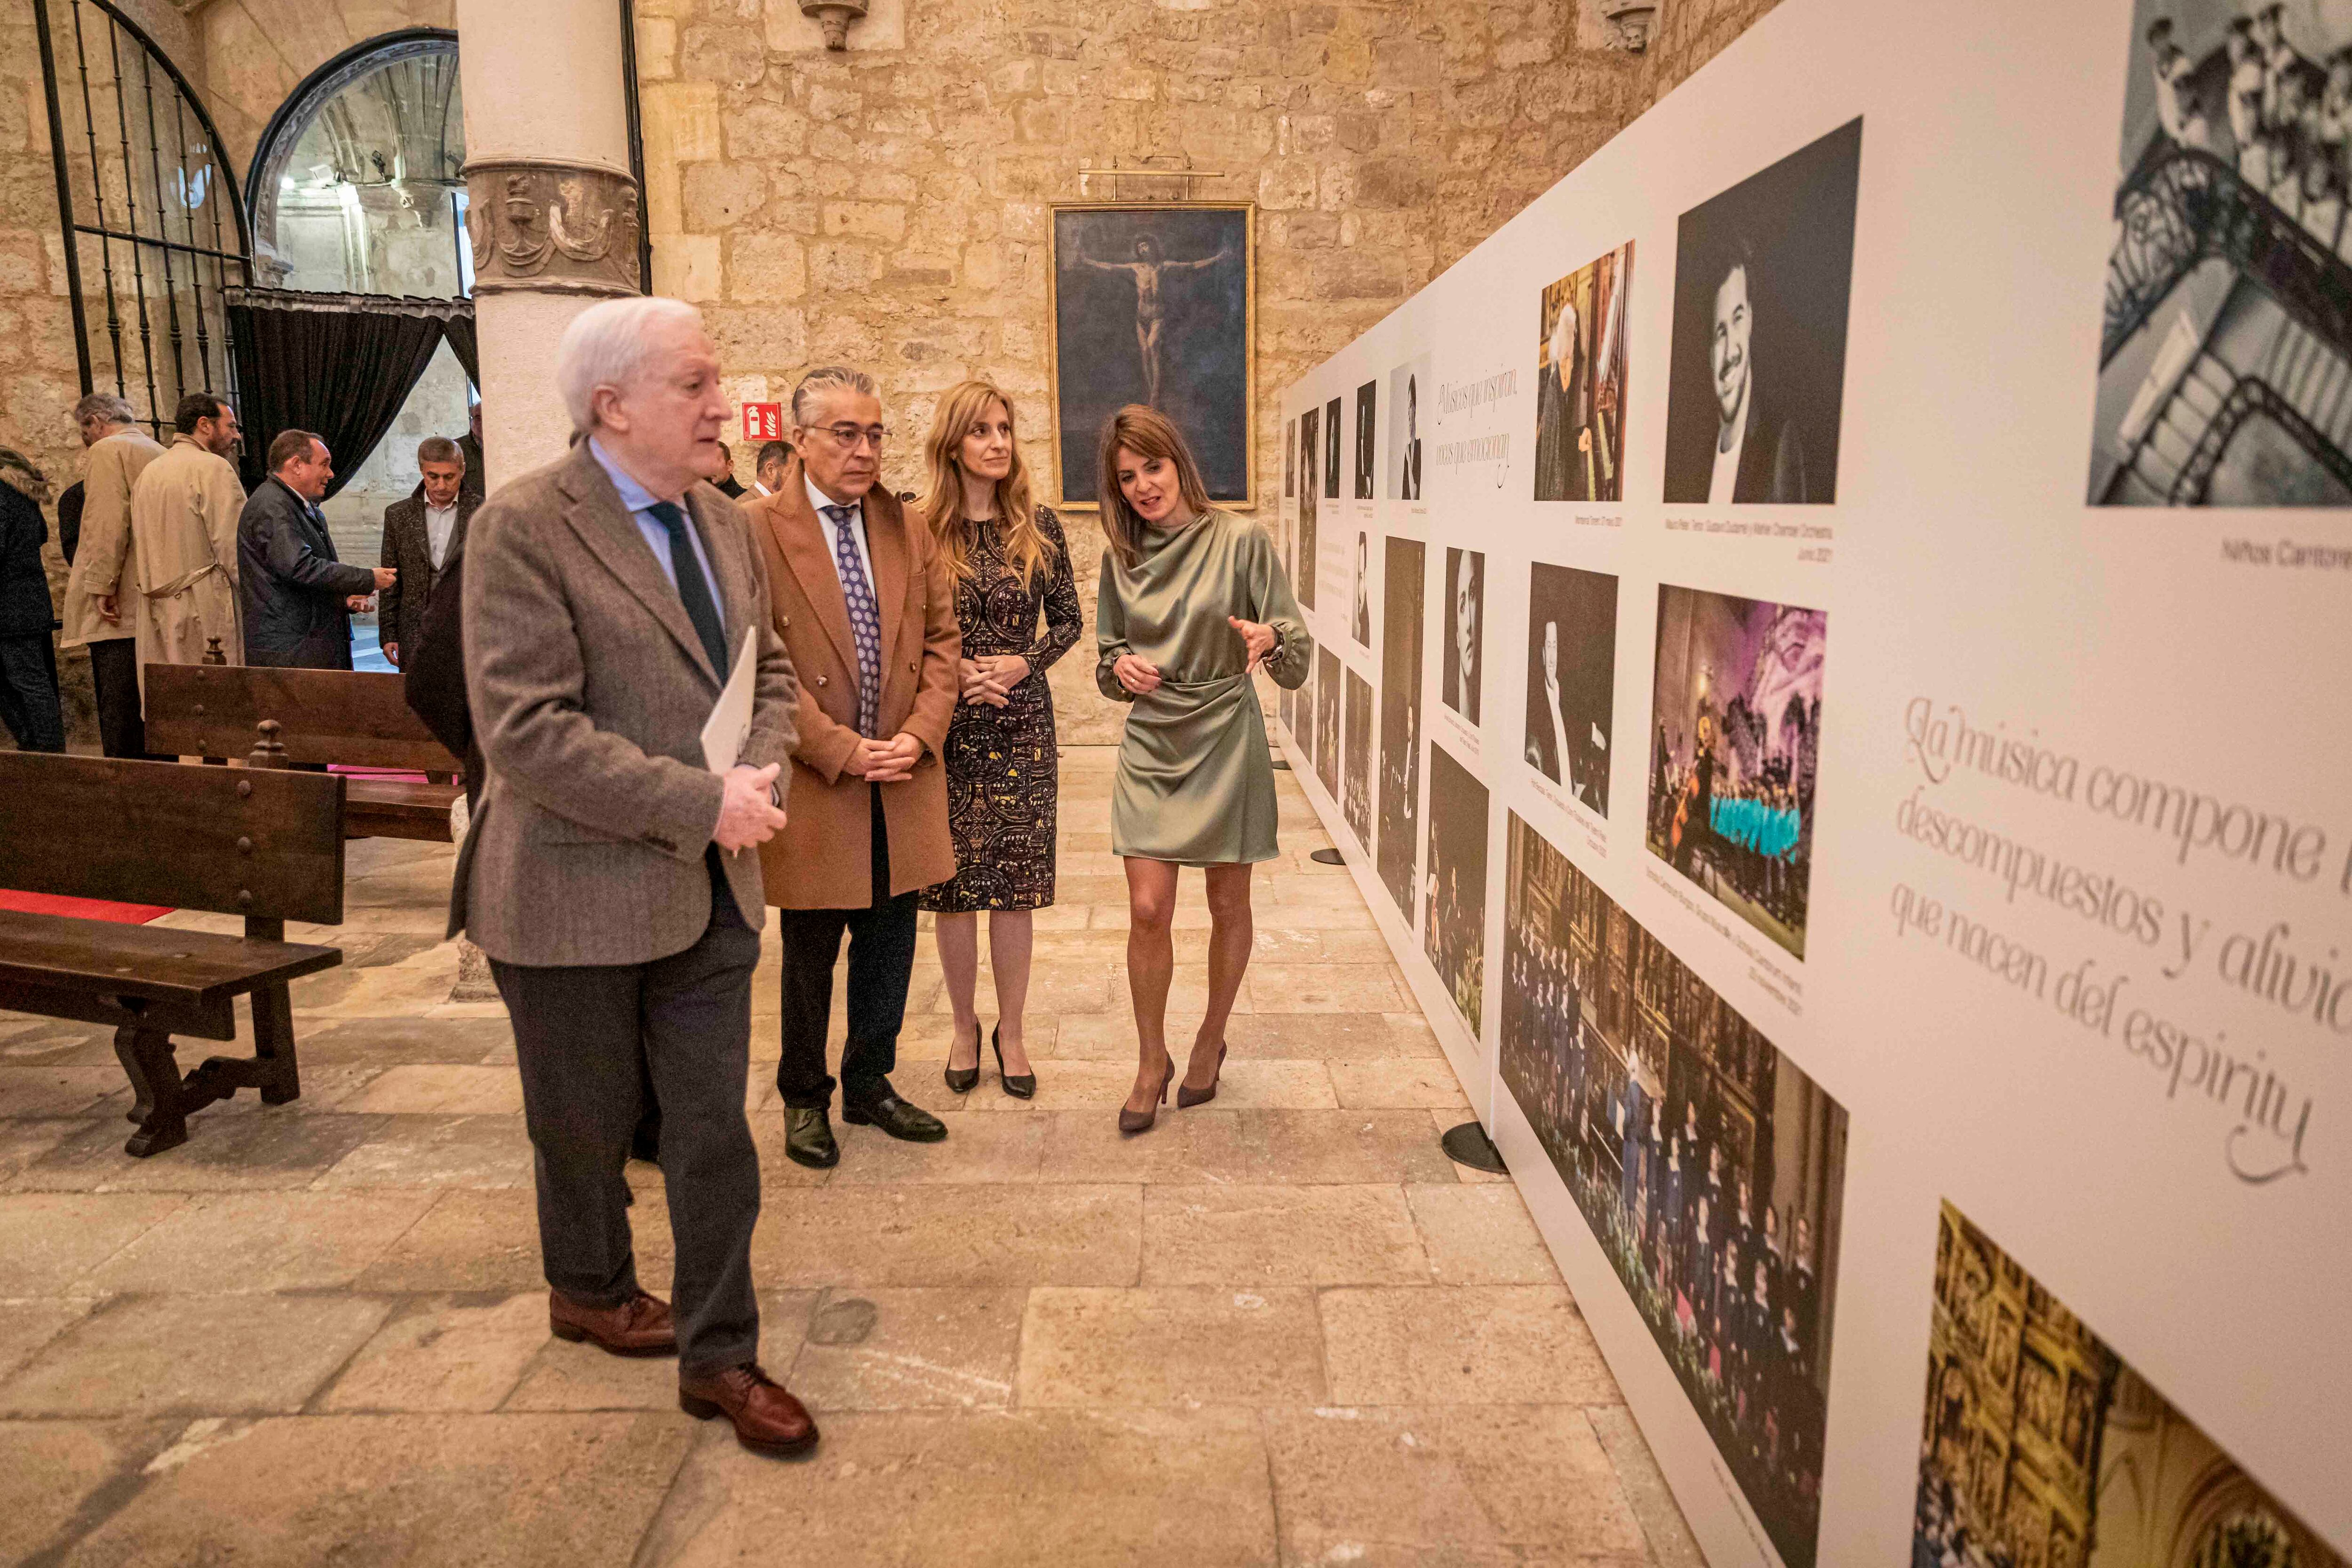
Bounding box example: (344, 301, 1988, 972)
(1096, 509, 1312, 866)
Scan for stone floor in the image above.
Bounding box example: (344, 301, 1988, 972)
(0, 744, 1701, 1567)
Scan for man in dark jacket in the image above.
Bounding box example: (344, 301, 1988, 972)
(238, 429, 394, 668)
(0, 448, 64, 752)
(378, 436, 475, 667)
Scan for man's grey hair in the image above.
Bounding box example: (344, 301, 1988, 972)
(791, 366, 878, 425)
(555, 296, 706, 433)
(74, 393, 136, 426)
(417, 435, 462, 467)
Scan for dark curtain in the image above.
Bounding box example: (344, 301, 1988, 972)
(225, 291, 477, 499)
(442, 312, 478, 389)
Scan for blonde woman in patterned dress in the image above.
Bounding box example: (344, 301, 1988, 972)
(915, 381, 1082, 1099)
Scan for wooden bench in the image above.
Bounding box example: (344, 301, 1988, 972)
(145, 663, 464, 842)
(0, 727, 346, 1156)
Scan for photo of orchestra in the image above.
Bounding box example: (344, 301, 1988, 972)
(1645, 585, 1826, 960)
(1316, 646, 1342, 800)
(1500, 812, 1847, 1568)
(1343, 667, 1373, 851)
(1378, 537, 1426, 925)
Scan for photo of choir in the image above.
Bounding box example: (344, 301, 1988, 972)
(1316, 646, 1342, 800)
(1522, 562, 1618, 814)
(1344, 668, 1373, 850)
(1645, 585, 1825, 960)
(1378, 537, 1426, 926)
(1422, 744, 1488, 1032)
(1660, 119, 1861, 506)
(1499, 813, 1846, 1568)
(1914, 1203, 2344, 1568)
(1534, 242, 1634, 504)
(1388, 354, 1430, 501)
(1299, 407, 1320, 610)
(2090, 0, 2352, 506)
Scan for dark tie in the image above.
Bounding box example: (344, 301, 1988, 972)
(823, 504, 883, 736)
(646, 499, 729, 677)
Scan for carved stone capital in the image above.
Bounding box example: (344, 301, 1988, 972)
(463, 159, 643, 298)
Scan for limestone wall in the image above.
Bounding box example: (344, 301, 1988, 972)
(635, 0, 1780, 740)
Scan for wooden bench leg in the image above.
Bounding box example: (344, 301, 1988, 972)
(249, 981, 302, 1105)
(114, 1023, 191, 1158)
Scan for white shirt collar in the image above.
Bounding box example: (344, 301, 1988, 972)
(805, 474, 859, 520)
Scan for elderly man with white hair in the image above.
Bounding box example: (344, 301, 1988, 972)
(448, 295, 817, 1456)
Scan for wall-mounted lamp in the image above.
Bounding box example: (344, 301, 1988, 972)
(799, 0, 869, 49)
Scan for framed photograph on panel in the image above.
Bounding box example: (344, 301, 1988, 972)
(1048, 204, 1255, 510)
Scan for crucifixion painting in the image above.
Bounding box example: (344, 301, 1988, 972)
(1051, 205, 1254, 507)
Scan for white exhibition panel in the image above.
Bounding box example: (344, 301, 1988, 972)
(1269, 0, 2352, 1564)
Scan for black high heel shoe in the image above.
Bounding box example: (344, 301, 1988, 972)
(1176, 1041, 1227, 1109)
(944, 1023, 981, 1094)
(1119, 1053, 1175, 1134)
(992, 1023, 1036, 1099)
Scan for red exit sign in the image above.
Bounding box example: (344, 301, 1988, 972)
(743, 402, 784, 442)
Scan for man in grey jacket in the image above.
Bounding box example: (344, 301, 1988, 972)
(453, 295, 816, 1457)
(237, 430, 395, 668)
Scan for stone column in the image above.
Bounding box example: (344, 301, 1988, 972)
(454, 0, 643, 489)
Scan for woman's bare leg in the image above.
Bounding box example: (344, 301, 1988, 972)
(1123, 857, 1180, 1113)
(1190, 864, 1254, 1090)
(935, 911, 982, 1072)
(988, 908, 1035, 1076)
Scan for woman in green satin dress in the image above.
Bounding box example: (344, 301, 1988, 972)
(1094, 405, 1311, 1132)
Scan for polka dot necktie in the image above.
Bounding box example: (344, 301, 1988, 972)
(823, 504, 883, 737)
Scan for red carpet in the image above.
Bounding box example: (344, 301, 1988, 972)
(0, 890, 172, 924)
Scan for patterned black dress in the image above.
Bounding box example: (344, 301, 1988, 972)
(919, 507, 1084, 912)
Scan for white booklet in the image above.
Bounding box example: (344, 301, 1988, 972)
(699, 632, 757, 775)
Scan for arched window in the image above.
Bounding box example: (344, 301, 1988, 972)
(245, 29, 469, 298)
(31, 0, 251, 436)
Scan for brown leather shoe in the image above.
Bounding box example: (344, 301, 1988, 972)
(549, 1290, 677, 1356)
(679, 1362, 820, 1456)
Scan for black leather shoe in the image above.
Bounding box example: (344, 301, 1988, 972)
(783, 1106, 839, 1169)
(842, 1091, 947, 1143)
(992, 1024, 1036, 1100)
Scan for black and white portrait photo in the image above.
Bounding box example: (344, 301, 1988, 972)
(1344, 669, 1373, 851)
(1661, 119, 1861, 506)
(1354, 380, 1377, 499)
(1389, 354, 1430, 501)
(1051, 205, 1251, 505)
(1323, 396, 1342, 499)
(1284, 415, 1296, 498)
(1423, 744, 1488, 1034)
(1299, 406, 1319, 610)
(1523, 563, 1618, 815)
(2090, 0, 2352, 506)
(1351, 531, 1372, 648)
(1316, 647, 1343, 800)
(1534, 242, 1633, 504)
(1378, 537, 1425, 926)
(1442, 547, 1484, 726)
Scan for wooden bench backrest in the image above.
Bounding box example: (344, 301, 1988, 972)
(0, 751, 346, 925)
(144, 665, 461, 772)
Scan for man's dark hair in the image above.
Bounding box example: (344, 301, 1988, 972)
(173, 392, 230, 434)
(267, 428, 323, 474)
(756, 439, 792, 469)
(417, 435, 462, 467)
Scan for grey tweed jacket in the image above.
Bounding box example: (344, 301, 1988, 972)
(450, 440, 801, 966)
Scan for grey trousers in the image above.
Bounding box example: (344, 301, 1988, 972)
(491, 869, 763, 1375)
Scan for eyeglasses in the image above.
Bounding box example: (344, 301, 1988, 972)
(815, 424, 889, 451)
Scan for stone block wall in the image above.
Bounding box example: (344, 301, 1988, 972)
(635, 0, 1780, 740)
